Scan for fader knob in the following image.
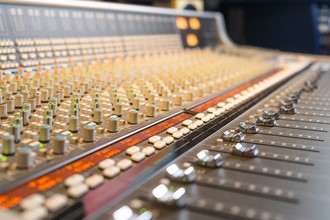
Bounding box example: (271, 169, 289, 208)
(39, 124, 51, 143)
(69, 116, 79, 133)
(128, 109, 138, 124)
(53, 134, 68, 154)
(83, 124, 96, 142)
(107, 115, 119, 133)
(2, 134, 15, 156)
(17, 146, 35, 169)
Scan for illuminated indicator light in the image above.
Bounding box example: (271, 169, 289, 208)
(189, 17, 201, 30)
(176, 16, 188, 30)
(139, 208, 147, 214)
(40, 143, 44, 148)
(70, 132, 73, 137)
(1, 156, 7, 162)
(186, 33, 199, 47)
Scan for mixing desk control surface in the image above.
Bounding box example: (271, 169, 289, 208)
(0, 1, 328, 220)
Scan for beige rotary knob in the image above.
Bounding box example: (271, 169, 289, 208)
(128, 109, 138, 124)
(83, 123, 96, 142)
(107, 115, 119, 133)
(53, 134, 68, 154)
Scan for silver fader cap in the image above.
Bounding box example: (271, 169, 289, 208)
(83, 123, 96, 142)
(17, 146, 35, 169)
(151, 184, 186, 208)
(53, 134, 68, 154)
(39, 124, 51, 143)
(128, 109, 138, 124)
(165, 163, 196, 183)
(107, 115, 119, 133)
(2, 134, 15, 156)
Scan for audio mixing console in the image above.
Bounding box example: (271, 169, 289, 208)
(0, 1, 328, 220)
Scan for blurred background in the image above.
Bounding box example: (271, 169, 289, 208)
(100, 0, 330, 55)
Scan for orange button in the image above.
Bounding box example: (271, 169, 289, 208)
(186, 33, 199, 47)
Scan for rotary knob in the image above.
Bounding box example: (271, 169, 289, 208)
(69, 115, 79, 133)
(128, 109, 138, 124)
(93, 108, 103, 124)
(17, 146, 35, 169)
(146, 104, 156, 117)
(83, 123, 96, 142)
(107, 115, 119, 133)
(53, 134, 68, 154)
(39, 124, 51, 143)
(2, 134, 15, 156)
(9, 123, 21, 143)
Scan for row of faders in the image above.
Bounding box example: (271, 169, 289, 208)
(98, 62, 330, 220)
(0, 49, 274, 185)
